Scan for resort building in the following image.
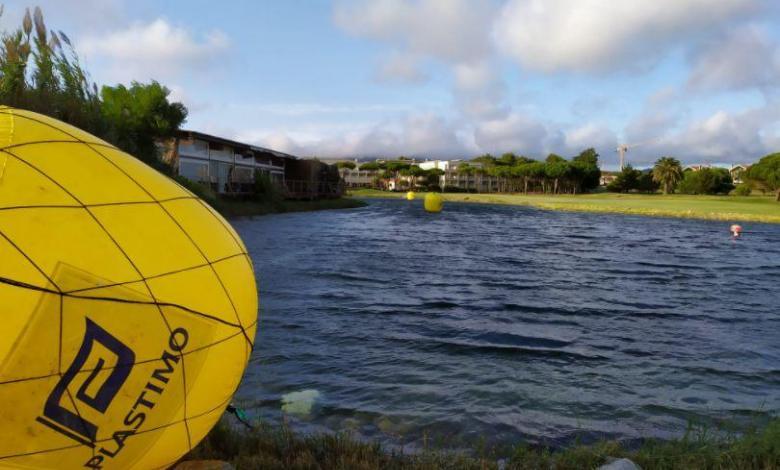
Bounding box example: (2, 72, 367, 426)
(162, 130, 294, 195)
(729, 164, 750, 184)
(161, 130, 343, 199)
(419, 160, 499, 192)
(683, 163, 752, 184)
(339, 166, 380, 188)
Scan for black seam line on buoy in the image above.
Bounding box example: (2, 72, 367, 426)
(0, 197, 200, 213)
(1, 121, 253, 351)
(195, 197, 250, 257)
(0, 147, 241, 337)
(0, 111, 248, 260)
(0, 319, 258, 387)
(0, 392, 238, 461)
(0, 139, 120, 153)
(64, 252, 249, 294)
(0, 276, 245, 330)
(0, 228, 62, 293)
(151, 194, 255, 352)
(0, 115, 250, 453)
(72, 135, 255, 354)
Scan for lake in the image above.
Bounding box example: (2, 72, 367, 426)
(232, 198, 780, 449)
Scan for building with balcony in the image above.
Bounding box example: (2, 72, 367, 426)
(339, 167, 379, 188)
(161, 130, 296, 195)
(419, 160, 499, 192)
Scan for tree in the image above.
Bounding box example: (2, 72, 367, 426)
(637, 170, 660, 193)
(498, 152, 517, 166)
(358, 162, 380, 171)
(572, 148, 601, 192)
(101, 81, 187, 170)
(677, 168, 734, 195)
(746, 153, 780, 201)
(545, 153, 565, 163)
(336, 161, 356, 169)
(652, 157, 683, 194)
(606, 165, 641, 193)
(544, 160, 570, 194)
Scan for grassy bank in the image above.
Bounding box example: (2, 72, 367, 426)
(349, 189, 780, 224)
(211, 197, 367, 218)
(183, 418, 780, 469)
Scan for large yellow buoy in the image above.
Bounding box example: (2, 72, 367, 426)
(0, 107, 257, 469)
(424, 192, 444, 213)
(406, 191, 415, 201)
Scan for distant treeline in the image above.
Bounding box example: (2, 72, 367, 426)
(608, 155, 780, 199)
(339, 149, 602, 194)
(0, 7, 186, 172)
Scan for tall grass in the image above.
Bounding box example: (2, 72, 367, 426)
(184, 418, 780, 469)
(0, 6, 104, 134)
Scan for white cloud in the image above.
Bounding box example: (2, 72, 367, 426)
(687, 24, 780, 92)
(374, 52, 429, 84)
(563, 123, 617, 155)
(453, 61, 509, 120)
(474, 113, 550, 156)
(244, 113, 472, 158)
(78, 18, 229, 83)
(334, 0, 497, 64)
(625, 103, 780, 164)
(494, 0, 757, 73)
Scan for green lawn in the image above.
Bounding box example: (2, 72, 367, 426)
(349, 189, 780, 224)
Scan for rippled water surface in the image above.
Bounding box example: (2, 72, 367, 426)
(233, 199, 780, 448)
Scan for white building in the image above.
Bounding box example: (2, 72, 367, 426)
(419, 159, 499, 192)
(339, 167, 379, 188)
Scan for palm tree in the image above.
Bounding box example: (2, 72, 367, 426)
(652, 157, 683, 194)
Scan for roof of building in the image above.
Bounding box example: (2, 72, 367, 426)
(176, 129, 298, 160)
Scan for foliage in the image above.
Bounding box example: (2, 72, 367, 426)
(0, 7, 104, 134)
(571, 147, 601, 192)
(252, 171, 283, 204)
(0, 7, 187, 172)
(336, 161, 356, 169)
(606, 165, 641, 192)
(678, 168, 734, 195)
(451, 148, 600, 194)
(100, 81, 187, 170)
(186, 417, 780, 470)
(732, 184, 753, 196)
(652, 157, 683, 194)
(746, 152, 780, 201)
(358, 162, 381, 171)
(637, 171, 660, 193)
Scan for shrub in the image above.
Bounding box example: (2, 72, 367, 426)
(731, 184, 752, 196)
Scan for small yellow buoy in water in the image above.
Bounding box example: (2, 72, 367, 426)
(406, 191, 415, 201)
(424, 192, 444, 213)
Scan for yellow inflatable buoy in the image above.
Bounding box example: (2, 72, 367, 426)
(0, 107, 257, 469)
(406, 191, 415, 201)
(424, 192, 444, 213)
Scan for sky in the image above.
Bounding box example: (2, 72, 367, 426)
(3, 0, 780, 168)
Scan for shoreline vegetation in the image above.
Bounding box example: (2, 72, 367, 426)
(349, 189, 780, 224)
(183, 417, 780, 469)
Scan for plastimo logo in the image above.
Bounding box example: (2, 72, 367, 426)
(35, 317, 189, 469)
(37, 318, 135, 446)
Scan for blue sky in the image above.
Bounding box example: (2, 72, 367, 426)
(4, 0, 780, 168)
